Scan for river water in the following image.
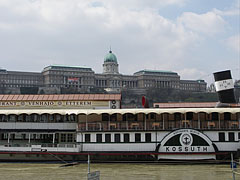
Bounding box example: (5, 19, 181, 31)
(0, 163, 238, 180)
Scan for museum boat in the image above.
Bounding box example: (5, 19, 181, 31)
(0, 70, 239, 162)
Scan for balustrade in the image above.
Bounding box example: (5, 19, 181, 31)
(77, 120, 240, 131)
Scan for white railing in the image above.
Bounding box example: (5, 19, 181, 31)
(0, 122, 77, 130)
(0, 143, 78, 152)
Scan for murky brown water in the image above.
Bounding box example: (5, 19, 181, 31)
(0, 163, 238, 180)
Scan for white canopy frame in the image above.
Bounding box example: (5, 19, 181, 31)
(0, 108, 239, 115)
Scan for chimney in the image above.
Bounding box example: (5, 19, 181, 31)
(213, 70, 236, 104)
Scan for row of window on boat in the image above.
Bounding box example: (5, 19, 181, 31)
(0, 112, 237, 122)
(83, 132, 240, 143)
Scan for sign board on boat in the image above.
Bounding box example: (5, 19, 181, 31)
(87, 171, 100, 180)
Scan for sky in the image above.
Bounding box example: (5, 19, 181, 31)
(0, 0, 239, 85)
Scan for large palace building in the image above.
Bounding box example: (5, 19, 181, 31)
(0, 50, 206, 94)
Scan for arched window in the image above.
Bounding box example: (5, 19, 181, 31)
(30, 114, 39, 122)
(224, 112, 231, 121)
(174, 113, 181, 121)
(55, 114, 63, 122)
(211, 112, 219, 121)
(8, 114, 16, 122)
(186, 112, 193, 120)
(40, 114, 48, 122)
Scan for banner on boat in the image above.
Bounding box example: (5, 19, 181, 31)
(158, 129, 216, 156)
(0, 100, 109, 109)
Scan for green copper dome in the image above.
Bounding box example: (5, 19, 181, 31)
(104, 51, 117, 63)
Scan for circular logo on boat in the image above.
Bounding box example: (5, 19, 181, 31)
(180, 133, 192, 146)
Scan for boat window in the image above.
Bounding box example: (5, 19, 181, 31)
(123, 114, 137, 121)
(56, 114, 63, 122)
(8, 114, 16, 122)
(229, 132, 235, 142)
(186, 112, 193, 120)
(63, 115, 68, 122)
(30, 114, 39, 122)
(2, 133, 8, 140)
(124, 134, 130, 143)
(0, 114, 7, 122)
(105, 134, 111, 142)
(69, 114, 76, 122)
(224, 113, 231, 121)
(26, 115, 31, 122)
(41, 114, 49, 122)
(110, 114, 117, 121)
(145, 133, 151, 142)
(96, 134, 102, 143)
(114, 134, 121, 143)
(17, 114, 23, 122)
(135, 133, 141, 142)
(174, 113, 181, 121)
(85, 134, 91, 142)
(146, 114, 149, 119)
(60, 134, 66, 142)
(102, 113, 109, 121)
(219, 132, 225, 142)
(49, 114, 54, 122)
(211, 112, 219, 121)
(67, 134, 74, 142)
(150, 113, 155, 119)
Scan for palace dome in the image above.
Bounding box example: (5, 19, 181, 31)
(104, 51, 117, 63)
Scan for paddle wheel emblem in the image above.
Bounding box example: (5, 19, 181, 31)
(180, 133, 192, 146)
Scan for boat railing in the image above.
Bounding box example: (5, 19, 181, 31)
(0, 143, 76, 148)
(77, 121, 240, 131)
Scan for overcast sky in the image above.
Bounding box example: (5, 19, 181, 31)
(0, 0, 239, 85)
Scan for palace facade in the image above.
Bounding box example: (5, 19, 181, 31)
(0, 50, 206, 94)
